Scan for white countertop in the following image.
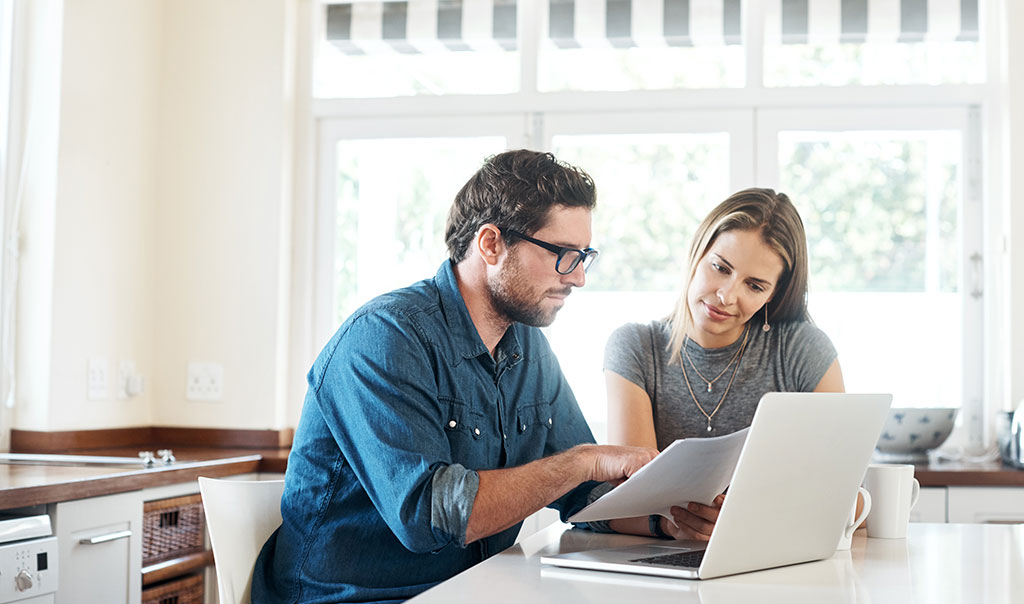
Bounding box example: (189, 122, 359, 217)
(409, 522, 1024, 603)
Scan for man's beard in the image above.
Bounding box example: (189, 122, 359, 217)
(487, 250, 570, 328)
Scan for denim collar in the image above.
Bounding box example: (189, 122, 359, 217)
(435, 260, 524, 365)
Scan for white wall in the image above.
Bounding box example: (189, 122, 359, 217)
(152, 0, 295, 429)
(10, 0, 301, 433)
(43, 0, 160, 430)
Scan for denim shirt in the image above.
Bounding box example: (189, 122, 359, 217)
(252, 260, 600, 604)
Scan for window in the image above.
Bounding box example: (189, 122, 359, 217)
(312, 0, 994, 446)
(538, 0, 745, 91)
(758, 108, 980, 416)
(762, 0, 982, 86)
(314, 116, 524, 338)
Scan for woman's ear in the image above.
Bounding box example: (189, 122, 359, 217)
(475, 224, 505, 267)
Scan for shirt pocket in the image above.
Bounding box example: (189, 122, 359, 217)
(441, 397, 487, 464)
(516, 401, 554, 435)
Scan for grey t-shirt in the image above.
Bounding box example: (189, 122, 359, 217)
(604, 318, 837, 450)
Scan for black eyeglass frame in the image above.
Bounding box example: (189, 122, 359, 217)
(504, 228, 599, 275)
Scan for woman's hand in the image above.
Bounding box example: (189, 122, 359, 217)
(662, 493, 726, 541)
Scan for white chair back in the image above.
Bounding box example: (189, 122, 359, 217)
(199, 477, 285, 604)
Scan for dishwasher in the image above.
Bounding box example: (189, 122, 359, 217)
(0, 509, 58, 603)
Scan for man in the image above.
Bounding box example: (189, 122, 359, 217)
(252, 150, 657, 604)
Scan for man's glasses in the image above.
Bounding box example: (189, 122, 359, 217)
(505, 229, 599, 275)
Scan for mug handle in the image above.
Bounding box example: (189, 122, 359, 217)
(909, 478, 920, 510)
(845, 487, 872, 539)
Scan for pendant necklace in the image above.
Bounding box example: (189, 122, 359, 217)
(684, 328, 747, 393)
(681, 325, 751, 432)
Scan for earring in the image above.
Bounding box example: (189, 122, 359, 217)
(762, 304, 771, 333)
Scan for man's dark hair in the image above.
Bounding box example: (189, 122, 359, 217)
(444, 150, 597, 262)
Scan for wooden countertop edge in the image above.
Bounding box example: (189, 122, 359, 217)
(2, 455, 262, 508)
(915, 467, 1024, 487)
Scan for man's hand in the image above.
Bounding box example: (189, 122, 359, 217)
(578, 444, 659, 485)
(661, 493, 726, 541)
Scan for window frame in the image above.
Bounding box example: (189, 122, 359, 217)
(314, 115, 527, 341)
(307, 1, 1002, 446)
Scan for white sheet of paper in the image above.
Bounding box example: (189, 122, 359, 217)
(568, 427, 749, 522)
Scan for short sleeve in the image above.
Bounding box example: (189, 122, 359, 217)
(603, 322, 653, 391)
(781, 321, 838, 391)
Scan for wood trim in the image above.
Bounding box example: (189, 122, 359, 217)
(150, 426, 294, 449)
(10, 427, 155, 452)
(10, 426, 293, 452)
(141, 550, 215, 586)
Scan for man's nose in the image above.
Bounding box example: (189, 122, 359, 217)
(562, 262, 586, 288)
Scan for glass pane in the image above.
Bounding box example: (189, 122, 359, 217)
(764, 40, 983, 87)
(316, 2, 519, 98)
(539, 0, 745, 91)
(763, 1, 983, 87)
(317, 47, 519, 98)
(778, 130, 963, 407)
(538, 45, 744, 92)
(333, 138, 505, 324)
(546, 133, 733, 441)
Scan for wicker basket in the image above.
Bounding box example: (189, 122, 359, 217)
(141, 572, 204, 604)
(142, 493, 205, 565)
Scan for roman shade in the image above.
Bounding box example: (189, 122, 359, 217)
(323, 0, 979, 54)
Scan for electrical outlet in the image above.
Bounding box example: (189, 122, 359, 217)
(87, 358, 109, 400)
(118, 360, 144, 400)
(186, 362, 224, 401)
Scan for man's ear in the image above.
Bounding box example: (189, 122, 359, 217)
(475, 224, 505, 268)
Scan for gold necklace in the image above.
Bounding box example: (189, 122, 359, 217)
(684, 328, 747, 392)
(681, 325, 751, 433)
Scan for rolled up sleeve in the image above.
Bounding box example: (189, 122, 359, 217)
(430, 464, 480, 547)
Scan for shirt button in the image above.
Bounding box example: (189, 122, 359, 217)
(474, 428, 481, 436)
(512, 353, 520, 360)
(503, 433, 507, 439)
(548, 418, 552, 425)
(448, 420, 457, 428)
(521, 424, 527, 431)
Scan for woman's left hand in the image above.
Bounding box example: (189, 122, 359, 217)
(662, 493, 726, 541)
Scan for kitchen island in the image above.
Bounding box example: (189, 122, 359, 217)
(409, 521, 1024, 604)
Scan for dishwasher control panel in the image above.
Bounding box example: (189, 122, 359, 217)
(0, 535, 57, 603)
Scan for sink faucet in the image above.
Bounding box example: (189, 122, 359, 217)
(137, 449, 175, 467)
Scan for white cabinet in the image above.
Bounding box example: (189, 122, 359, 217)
(947, 486, 1024, 523)
(53, 490, 143, 604)
(910, 486, 947, 522)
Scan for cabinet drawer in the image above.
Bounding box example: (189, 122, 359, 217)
(55, 491, 143, 604)
(910, 486, 947, 522)
(141, 572, 203, 604)
(142, 494, 205, 565)
(948, 486, 1024, 523)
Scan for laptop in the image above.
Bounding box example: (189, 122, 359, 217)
(541, 392, 892, 580)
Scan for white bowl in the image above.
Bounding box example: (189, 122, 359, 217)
(874, 407, 959, 462)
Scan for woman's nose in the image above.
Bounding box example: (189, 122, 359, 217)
(717, 283, 736, 305)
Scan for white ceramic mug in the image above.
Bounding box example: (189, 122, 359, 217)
(863, 464, 920, 539)
(836, 486, 872, 550)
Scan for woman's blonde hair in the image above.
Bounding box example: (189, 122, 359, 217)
(666, 188, 811, 363)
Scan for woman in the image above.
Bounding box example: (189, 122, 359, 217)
(604, 188, 844, 541)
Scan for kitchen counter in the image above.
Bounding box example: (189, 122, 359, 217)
(0, 449, 265, 509)
(409, 521, 1024, 603)
(1, 426, 292, 510)
(912, 458, 1024, 487)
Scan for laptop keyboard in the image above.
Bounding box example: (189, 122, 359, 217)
(630, 549, 706, 568)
